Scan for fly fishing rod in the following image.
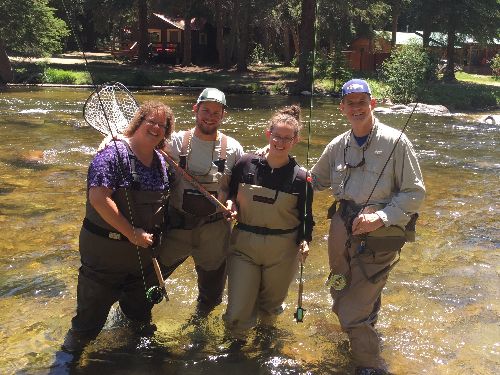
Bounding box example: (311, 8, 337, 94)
(294, 0, 320, 323)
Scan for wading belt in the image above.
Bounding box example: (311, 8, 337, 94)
(235, 223, 299, 236)
(83, 217, 129, 241)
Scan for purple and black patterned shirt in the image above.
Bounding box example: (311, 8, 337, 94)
(87, 141, 168, 192)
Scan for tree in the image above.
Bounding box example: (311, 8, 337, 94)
(295, 0, 316, 92)
(137, 0, 149, 64)
(0, 0, 68, 83)
(385, 0, 410, 48)
(407, 0, 499, 82)
(382, 41, 433, 103)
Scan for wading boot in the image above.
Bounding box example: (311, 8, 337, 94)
(61, 329, 96, 353)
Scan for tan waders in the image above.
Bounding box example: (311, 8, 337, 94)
(223, 183, 300, 339)
(159, 129, 231, 311)
(329, 210, 398, 369)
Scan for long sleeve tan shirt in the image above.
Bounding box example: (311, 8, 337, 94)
(311, 120, 425, 228)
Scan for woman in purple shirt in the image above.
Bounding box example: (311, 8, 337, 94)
(63, 101, 174, 353)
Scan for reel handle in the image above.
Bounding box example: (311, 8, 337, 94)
(147, 258, 168, 304)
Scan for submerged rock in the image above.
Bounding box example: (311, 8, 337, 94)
(482, 115, 500, 125)
(374, 103, 451, 115)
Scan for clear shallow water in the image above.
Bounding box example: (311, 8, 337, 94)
(0, 87, 498, 374)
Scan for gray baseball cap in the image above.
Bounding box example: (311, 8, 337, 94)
(197, 88, 227, 107)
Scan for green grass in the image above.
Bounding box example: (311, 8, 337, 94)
(419, 81, 500, 110)
(10, 57, 500, 110)
(455, 72, 499, 85)
(44, 68, 90, 85)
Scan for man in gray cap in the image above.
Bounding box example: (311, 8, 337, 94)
(311, 79, 425, 374)
(159, 88, 244, 316)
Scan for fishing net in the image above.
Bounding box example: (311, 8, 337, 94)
(83, 82, 139, 136)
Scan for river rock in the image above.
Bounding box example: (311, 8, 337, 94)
(374, 103, 451, 115)
(482, 115, 500, 125)
(408, 103, 450, 115)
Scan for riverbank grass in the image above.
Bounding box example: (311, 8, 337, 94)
(9, 55, 499, 111)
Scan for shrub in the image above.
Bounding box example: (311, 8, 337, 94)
(330, 50, 352, 93)
(43, 68, 78, 84)
(490, 53, 500, 79)
(249, 43, 279, 64)
(382, 42, 434, 103)
(13, 60, 47, 83)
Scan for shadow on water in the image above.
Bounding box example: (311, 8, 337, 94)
(0, 156, 51, 171)
(0, 201, 56, 217)
(47, 321, 353, 375)
(0, 273, 67, 298)
(0, 183, 16, 195)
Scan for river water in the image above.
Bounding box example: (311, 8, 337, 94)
(0, 87, 498, 375)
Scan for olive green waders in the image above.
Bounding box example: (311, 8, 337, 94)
(64, 188, 167, 351)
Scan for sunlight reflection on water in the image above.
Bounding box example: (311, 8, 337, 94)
(0, 88, 498, 374)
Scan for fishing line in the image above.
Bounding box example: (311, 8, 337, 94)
(60, 0, 155, 302)
(360, 102, 419, 211)
(295, 0, 319, 323)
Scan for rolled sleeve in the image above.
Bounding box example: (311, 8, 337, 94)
(311, 142, 334, 191)
(377, 136, 425, 227)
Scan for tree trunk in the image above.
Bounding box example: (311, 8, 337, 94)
(443, 6, 457, 82)
(236, 0, 250, 72)
(422, 28, 431, 48)
(182, 16, 192, 66)
(291, 27, 299, 60)
(390, 1, 401, 49)
(444, 26, 456, 82)
(227, 0, 240, 68)
(80, 13, 97, 51)
(0, 38, 13, 84)
(216, 1, 225, 67)
(296, 0, 316, 92)
(282, 25, 291, 66)
(137, 0, 149, 64)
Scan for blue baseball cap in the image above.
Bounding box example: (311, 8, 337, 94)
(341, 79, 371, 98)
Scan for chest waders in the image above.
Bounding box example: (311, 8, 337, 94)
(234, 159, 301, 238)
(82, 141, 169, 303)
(169, 129, 228, 228)
(224, 168, 302, 338)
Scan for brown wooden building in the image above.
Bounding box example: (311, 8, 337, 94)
(345, 31, 499, 75)
(112, 13, 217, 64)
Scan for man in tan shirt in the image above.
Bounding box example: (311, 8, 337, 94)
(311, 79, 425, 375)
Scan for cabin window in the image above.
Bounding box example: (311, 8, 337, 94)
(148, 29, 161, 43)
(167, 29, 181, 44)
(199, 32, 207, 45)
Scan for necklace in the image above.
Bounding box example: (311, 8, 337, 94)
(187, 131, 218, 176)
